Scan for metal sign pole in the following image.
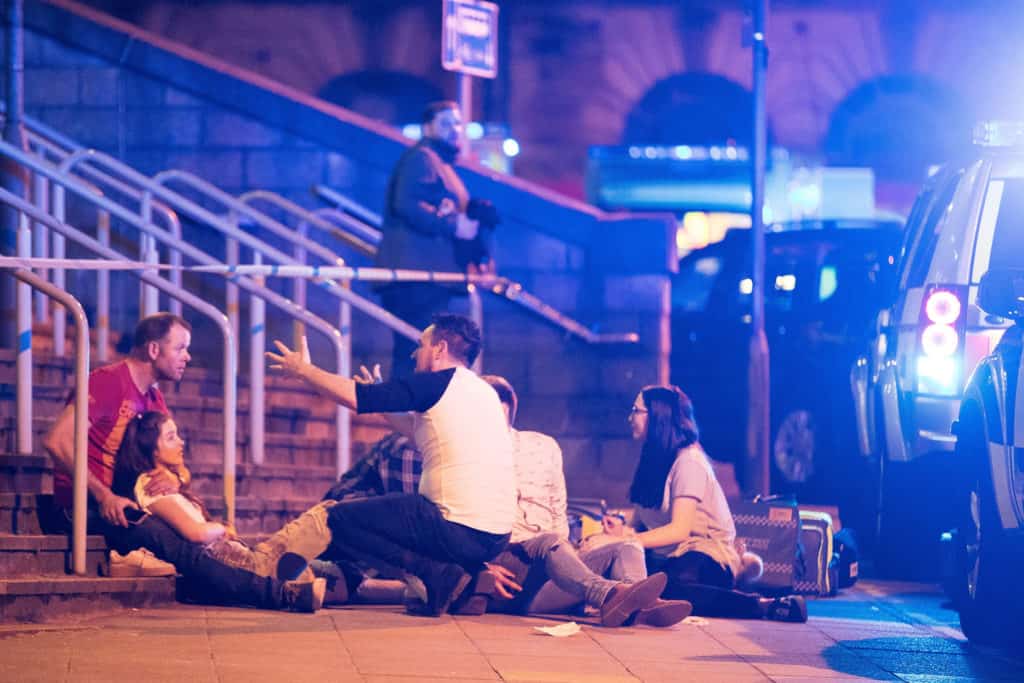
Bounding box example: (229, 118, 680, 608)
(458, 71, 474, 158)
(746, 0, 771, 498)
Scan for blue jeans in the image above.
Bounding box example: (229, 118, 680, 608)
(41, 500, 287, 609)
(324, 493, 509, 583)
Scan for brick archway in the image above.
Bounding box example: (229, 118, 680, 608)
(622, 72, 768, 146)
(824, 75, 970, 183)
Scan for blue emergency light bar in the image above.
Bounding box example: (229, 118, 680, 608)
(973, 121, 1024, 148)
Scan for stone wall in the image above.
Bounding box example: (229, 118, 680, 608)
(77, 0, 1024, 201)
(8, 0, 678, 503)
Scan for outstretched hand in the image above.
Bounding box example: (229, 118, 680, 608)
(266, 336, 311, 377)
(353, 363, 383, 385)
(483, 562, 523, 599)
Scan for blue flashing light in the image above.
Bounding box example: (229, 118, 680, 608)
(916, 355, 960, 396)
(502, 138, 520, 157)
(466, 122, 485, 140)
(973, 120, 1024, 148)
(401, 124, 422, 140)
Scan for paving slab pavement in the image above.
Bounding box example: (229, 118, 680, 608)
(2, 579, 1022, 682)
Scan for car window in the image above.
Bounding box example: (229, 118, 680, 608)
(984, 178, 1024, 273)
(902, 173, 961, 289)
(728, 242, 814, 319)
(673, 254, 724, 313)
(817, 237, 898, 333)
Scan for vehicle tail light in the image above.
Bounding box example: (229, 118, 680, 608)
(916, 287, 966, 396)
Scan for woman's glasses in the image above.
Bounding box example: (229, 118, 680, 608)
(629, 406, 648, 416)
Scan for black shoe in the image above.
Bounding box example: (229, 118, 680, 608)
(406, 564, 471, 617)
(632, 598, 693, 627)
(280, 578, 326, 613)
(599, 573, 667, 627)
(276, 552, 310, 581)
(765, 595, 808, 623)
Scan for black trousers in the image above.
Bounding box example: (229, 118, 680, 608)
(378, 284, 454, 378)
(39, 498, 284, 609)
(651, 550, 762, 619)
(325, 493, 508, 583)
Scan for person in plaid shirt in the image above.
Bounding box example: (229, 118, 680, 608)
(322, 432, 422, 502)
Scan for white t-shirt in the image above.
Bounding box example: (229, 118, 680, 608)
(356, 366, 516, 535)
(634, 443, 741, 576)
(134, 472, 206, 526)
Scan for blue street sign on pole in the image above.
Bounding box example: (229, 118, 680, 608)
(442, 0, 499, 79)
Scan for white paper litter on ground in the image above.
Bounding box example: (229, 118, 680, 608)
(533, 621, 583, 637)
(681, 616, 709, 626)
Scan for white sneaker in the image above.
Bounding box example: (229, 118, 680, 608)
(107, 548, 177, 577)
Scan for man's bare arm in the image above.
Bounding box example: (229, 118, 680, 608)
(42, 403, 138, 527)
(267, 339, 359, 410)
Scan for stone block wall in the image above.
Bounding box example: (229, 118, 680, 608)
(5, 0, 678, 503)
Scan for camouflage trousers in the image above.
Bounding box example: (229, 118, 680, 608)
(206, 500, 337, 579)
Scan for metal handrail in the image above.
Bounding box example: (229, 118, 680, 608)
(240, 190, 376, 256)
(312, 185, 638, 345)
(0, 161, 245, 523)
(5, 267, 89, 575)
(304, 207, 381, 255)
(0, 141, 355, 473)
(313, 183, 383, 231)
(20, 126, 186, 353)
(30, 148, 417, 339)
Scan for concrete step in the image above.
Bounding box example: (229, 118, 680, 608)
(0, 455, 53, 496)
(0, 574, 177, 623)
(0, 493, 43, 534)
(204, 495, 323, 536)
(0, 534, 109, 577)
(189, 462, 337, 501)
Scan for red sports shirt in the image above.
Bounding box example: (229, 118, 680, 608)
(53, 361, 168, 508)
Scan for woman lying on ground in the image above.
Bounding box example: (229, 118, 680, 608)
(603, 385, 808, 623)
(111, 410, 331, 612)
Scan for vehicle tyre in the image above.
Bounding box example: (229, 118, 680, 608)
(954, 402, 1019, 646)
(772, 408, 817, 491)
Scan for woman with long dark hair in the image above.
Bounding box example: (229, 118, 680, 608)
(112, 410, 329, 612)
(606, 385, 807, 622)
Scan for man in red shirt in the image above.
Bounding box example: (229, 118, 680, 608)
(44, 313, 191, 530)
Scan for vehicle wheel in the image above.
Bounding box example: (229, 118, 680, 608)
(773, 409, 817, 488)
(955, 402, 1017, 646)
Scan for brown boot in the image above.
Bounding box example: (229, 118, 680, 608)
(599, 573, 667, 627)
(632, 599, 693, 627)
(251, 501, 336, 577)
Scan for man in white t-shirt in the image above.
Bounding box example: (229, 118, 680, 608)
(268, 313, 514, 616)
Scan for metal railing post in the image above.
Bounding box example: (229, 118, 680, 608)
(293, 220, 308, 346)
(96, 210, 110, 362)
(249, 250, 265, 467)
(226, 213, 240, 359)
(468, 283, 483, 373)
(31, 171, 49, 323)
(337, 295, 351, 475)
(15, 212, 32, 455)
(139, 200, 159, 317)
(49, 183, 66, 357)
(8, 269, 89, 574)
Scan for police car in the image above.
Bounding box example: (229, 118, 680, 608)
(953, 267, 1024, 644)
(856, 121, 1024, 581)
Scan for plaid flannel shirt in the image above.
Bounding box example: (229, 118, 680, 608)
(323, 432, 422, 502)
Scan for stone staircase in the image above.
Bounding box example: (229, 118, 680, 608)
(0, 344, 390, 622)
